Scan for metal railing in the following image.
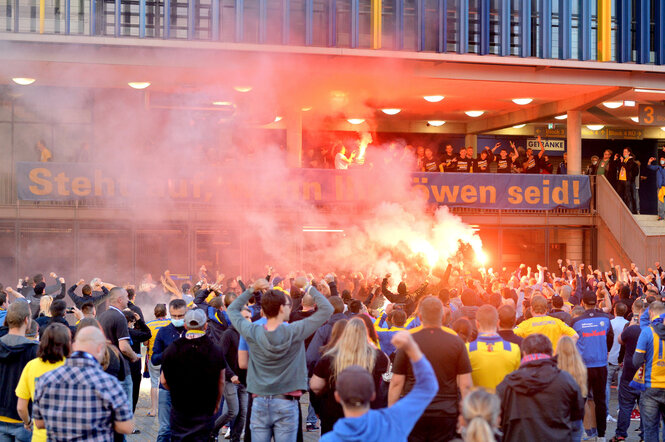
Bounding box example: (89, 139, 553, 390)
(596, 175, 665, 269)
(0, 0, 663, 64)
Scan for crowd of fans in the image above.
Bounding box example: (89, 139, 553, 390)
(0, 257, 664, 441)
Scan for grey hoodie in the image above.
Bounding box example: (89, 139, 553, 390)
(228, 286, 333, 396)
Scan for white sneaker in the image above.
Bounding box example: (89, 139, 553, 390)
(606, 414, 617, 423)
(224, 428, 231, 439)
(597, 437, 606, 442)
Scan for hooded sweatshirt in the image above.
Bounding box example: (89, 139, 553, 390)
(320, 356, 437, 442)
(228, 286, 333, 395)
(0, 334, 38, 421)
(496, 358, 584, 441)
(633, 314, 665, 388)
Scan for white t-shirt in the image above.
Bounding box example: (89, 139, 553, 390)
(608, 316, 628, 365)
(335, 153, 350, 170)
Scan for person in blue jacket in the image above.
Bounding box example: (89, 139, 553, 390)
(647, 156, 665, 220)
(571, 290, 613, 441)
(321, 330, 437, 442)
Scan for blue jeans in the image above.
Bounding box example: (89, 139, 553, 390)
(616, 380, 641, 438)
(229, 385, 248, 442)
(0, 422, 31, 442)
(158, 388, 172, 442)
(121, 375, 133, 408)
(214, 381, 240, 433)
(606, 363, 621, 416)
(250, 396, 299, 442)
(640, 387, 665, 442)
(570, 419, 583, 442)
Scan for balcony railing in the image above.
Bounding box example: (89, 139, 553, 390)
(0, 0, 663, 64)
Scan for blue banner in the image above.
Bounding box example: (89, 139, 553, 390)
(15, 162, 591, 210)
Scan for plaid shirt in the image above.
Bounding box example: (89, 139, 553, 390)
(33, 352, 133, 442)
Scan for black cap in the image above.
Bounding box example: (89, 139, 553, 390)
(336, 365, 375, 407)
(582, 290, 597, 305)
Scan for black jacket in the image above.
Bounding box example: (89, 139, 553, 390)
(496, 358, 584, 441)
(0, 337, 38, 421)
(39, 315, 77, 339)
(381, 278, 428, 317)
(67, 285, 110, 310)
(220, 326, 246, 385)
(306, 312, 347, 374)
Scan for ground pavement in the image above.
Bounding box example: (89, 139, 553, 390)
(130, 376, 639, 441)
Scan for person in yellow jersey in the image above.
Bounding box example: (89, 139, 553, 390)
(145, 303, 171, 417)
(467, 305, 520, 392)
(16, 323, 71, 442)
(514, 295, 578, 352)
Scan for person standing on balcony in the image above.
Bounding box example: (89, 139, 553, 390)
(36, 140, 52, 162)
(597, 149, 617, 188)
(557, 153, 568, 174)
(647, 156, 665, 221)
(334, 144, 356, 170)
(617, 148, 639, 214)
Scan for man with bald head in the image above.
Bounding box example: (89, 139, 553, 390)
(98, 287, 139, 406)
(33, 327, 134, 440)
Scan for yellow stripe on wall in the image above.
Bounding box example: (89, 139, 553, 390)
(371, 0, 382, 49)
(597, 0, 611, 61)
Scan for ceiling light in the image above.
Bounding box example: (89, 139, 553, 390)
(624, 100, 636, 107)
(12, 77, 35, 85)
(465, 110, 484, 117)
(661, 127, 665, 131)
(423, 95, 444, 103)
(512, 98, 533, 105)
(586, 124, 605, 131)
(128, 82, 151, 89)
(512, 124, 526, 128)
(631, 116, 639, 123)
(212, 101, 233, 106)
(381, 108, 401, 115)
(554, 115, 568, 120)
(301, 106, 312, 112)
(233, 86, 252, 92)
(602, 101, 623, 109)
(274, 116, 283, 122)
(347, 118, 365, 125)
(427, 120, 446, 127)
(635, 89, 665, 94)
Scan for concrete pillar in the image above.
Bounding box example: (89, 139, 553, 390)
(567, 110, 582, 174)
(464, 133, 478, 156)
(286, 110, 302, 168)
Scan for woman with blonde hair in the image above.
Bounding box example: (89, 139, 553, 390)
(458, 388, 501, 442)
(35, 295, 53, 330)
(556, 336, 587, 442)
(309, 317, 389, 434)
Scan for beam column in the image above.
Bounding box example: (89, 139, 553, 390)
(567, 110, 582, 174)
(286, 110, 303, 168)
(464, 133, 477, 156)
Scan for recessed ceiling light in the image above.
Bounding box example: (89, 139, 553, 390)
(212, 101, 233, 106)
(12, 77, 35, 85)
(274, 116, 283, 122)
(602, 101, 623, 109)
(624, 100, 636, 107)
(423, 95, 444, 103)
(512, 98, 533, 105)
(512, 124, 526, 128)
(381, 108, 401, 115)
(630, 116, 639, 123)
(586, 124, 605, 131)
(301, 106, 312, 112)
(233, 86, 252, 92)
(347, 118, 365, 124)
(427, 120, 446, 127)
(635, 89, 665, 94)
(554, 115, 568, 120)
(128, 82, 151, 89)
(465, 110, 484, 117)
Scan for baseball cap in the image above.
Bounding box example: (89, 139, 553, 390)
(582, 290, 597, 305)
(336, 365, 375, 407)
(272, 276, 284, 286)
(184, 309, 207, 328)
